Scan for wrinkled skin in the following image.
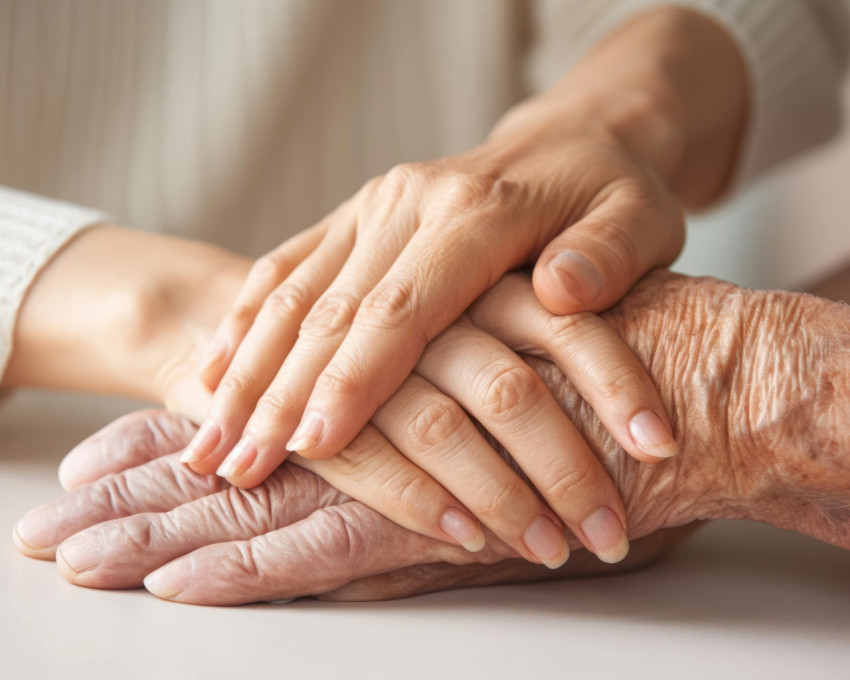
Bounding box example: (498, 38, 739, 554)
(14, 271, 850, 604)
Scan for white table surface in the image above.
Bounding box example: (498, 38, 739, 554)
(2, 390, 848, 680)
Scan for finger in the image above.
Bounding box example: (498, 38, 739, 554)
(321, 524, 702, 601)
(294, 423, 487, 552)
(469, 273, 678, 462)
(370, 374, 569, 567)
(181, 220, 356, 475)
(533, 182, 684, 315)
(143, 501, 467, 605)
(417, 320, 630, 564)
(288, 197, 527, 461)
(55, 465, 347, 589)
(218, 178, 424, 486)
(13, 454, 222, 560)
(198, 220, 329, 391)
(57, 410, 198, 491)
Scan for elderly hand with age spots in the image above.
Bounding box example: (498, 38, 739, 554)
(14, 270, 850, 604)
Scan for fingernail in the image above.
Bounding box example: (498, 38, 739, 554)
(201, 336, 228, 372)
(439, 507, 486, 552)
(523, 516, 569, 569)
(144, 560, 193, 601)
(286, 410, 324, 452)
(15, 505, 57, 550)
(58, 532, 103, 574)
(629, 410, 679, 458)
(549, 251, 603, 305)
(581, 506, 630, 564)
(216, 436, 257, 479)
(180, 419, 221, 464)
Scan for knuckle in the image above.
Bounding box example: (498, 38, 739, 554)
(116, 517, 155, 552)
(259, 280, 313, 321)
(409, 396, 467, 449)
(218, 369, 258, 399)
(331, 430, 384, 480)
(359, 279, 418, 333)
(545, 311, 595, 340)
(93, 474, 134, 515)
(249, 253, 289, 287)
(383, 162, 428, 195)
(597, 364, 647, 401)
(252, 390, 295, 428)
(300, 290, 359, 339)
(480, 363, 544, 421)
(437, 172, 511, 214)
(475, 477, 529, 523)
(542, 463, 598, 504)
(228, 301, 259, 327)
(315, 356, 364, 398)
(312, 506, 365, 563)
(230, 540, 265, 581)
(393, 473, 435, 516)
(595, 220, 641, 274)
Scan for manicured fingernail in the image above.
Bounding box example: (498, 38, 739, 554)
(58, 532, 103, 574)
(15, 505, 57, 550)
(286, 410, 324, 452)
(581, 506, 630, 564)
(180, 419, 221, 464)
(629, 410, 679, 458)
(439, 507, 486, 552)
(216, 436, 257, 479)
(144, 560, 192, 601)
(200, 336, 228, 372)
(550, 251, 603, 304)
(523, 516, 569, 569)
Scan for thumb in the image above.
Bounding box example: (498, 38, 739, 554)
(533, 188, 684, 315)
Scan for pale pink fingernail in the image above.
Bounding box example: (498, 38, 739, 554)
(58, 531, 103, 575)
(549, 251, 603, 305)
(581, 506, 630, 564)
(200, 336, 229, 372)
(439, 507, 486, 552)
(286, 410, 324, 452)
(629, 410, 679, 458)
(523, 516, 569, 569)
(15, 505, 57, 550)
(145, 560, 193, 601)
(216, 436, 257, 479)
(180, 419, 221, 464)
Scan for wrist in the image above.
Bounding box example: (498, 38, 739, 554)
(5, 225, 250, 407)
(489, 6, 747, 207)
(731, 292, 850, 548)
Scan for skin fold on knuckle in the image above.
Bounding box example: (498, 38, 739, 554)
(478, 362, 546, 424)
(408, 395, 468, 451)
(299, 290, 360, 340)
(259, 280, 313, 322)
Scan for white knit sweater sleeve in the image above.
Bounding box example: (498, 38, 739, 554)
(533, 0, 849, 189)
(0, 186, 110, 379)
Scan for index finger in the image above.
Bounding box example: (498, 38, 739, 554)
(288, 216, 526, 460)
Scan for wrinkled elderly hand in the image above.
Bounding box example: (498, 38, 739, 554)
(15, 408, 695, 603)
(15, 271, 850, 603)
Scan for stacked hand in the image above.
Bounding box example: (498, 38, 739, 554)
(16, 270, 850, 603)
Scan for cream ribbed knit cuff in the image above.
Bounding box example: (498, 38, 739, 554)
(0, 186, 110, 379)
(570, 0, 847, 191)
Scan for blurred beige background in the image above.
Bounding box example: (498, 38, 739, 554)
(677, 80, 850, 290)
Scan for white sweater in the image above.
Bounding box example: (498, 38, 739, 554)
(0, 0, 847, 377)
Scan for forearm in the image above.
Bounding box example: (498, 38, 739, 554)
(490, 6, 747, 207)
(3, 226, 249, 400)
